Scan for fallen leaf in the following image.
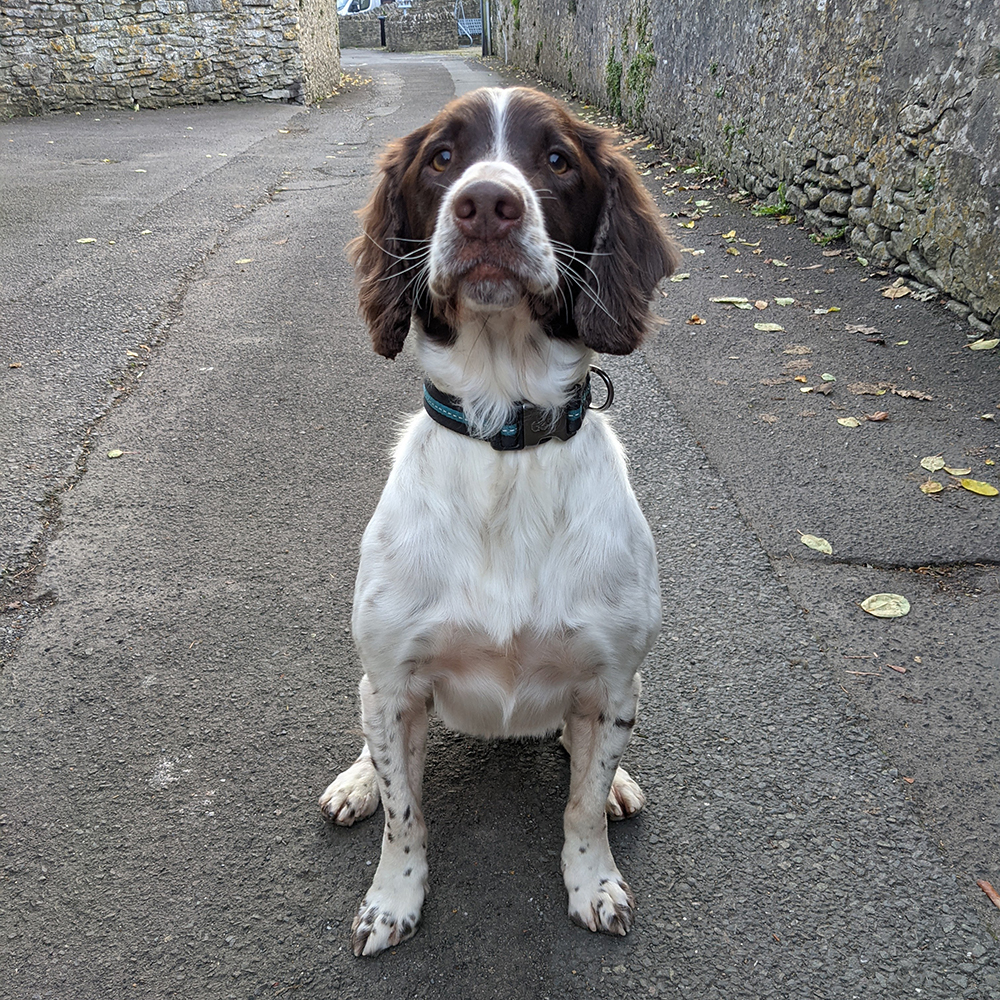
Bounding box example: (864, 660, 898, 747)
(107, 449, 124, 459)
(848, 382, 891, 395)
(783, 345, 812, 355)
(721, 230, 737, 239)
(888, 664, 907, 673)
(76, 237, 97, 244)
(838, 417, 860, 427)
(9, 362, 22, 369)
(920, 481, 944, 494)
(892, 388, 933, 401)
(943, 466, 972, 476)
(726, 246, 741, 255)
(920, 456, 946, 472)
(754, 322, 785, 332)
(860, 593, 910, 618)
(770, 260, 789, 267)
(969, 338, 999, 351)
(794, 375, 808, 383)
(813, 306, 841, 314)
(775, 297, 795, 306)
(865, 411, 889, 421)
(679, 221, 696, 229)
(754, 300, 769, 310)
(687, 314, 706, 325)
(800, 533, 833, 555)
(895, 340, 909, 345)
(669, 272, 691, 282)
(960, 478, 999, 496)
(978, 880, 1000, 911)
(845, 323, 879, 336)
(759, 413, 779, 424)
(711, 296, 750, 305)
(882, 284, 911, 299)
(822, 249, 843, 257)
(785, 359, 813, 372)
(236, 258, 254, 264)
(820, 373, 836, 382)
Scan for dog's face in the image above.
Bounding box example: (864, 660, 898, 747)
(350, 87, 678, 358)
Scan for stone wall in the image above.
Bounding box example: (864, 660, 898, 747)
(340, 0, 473, 52)
(0, 0, 340, 115)
(492, 0, 1000, 336)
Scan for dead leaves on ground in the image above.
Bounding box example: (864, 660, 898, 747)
(918, 455, 997, 498)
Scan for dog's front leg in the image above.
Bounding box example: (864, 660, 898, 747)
(561, 674, 641, 936)
(350, 674, 430, 957)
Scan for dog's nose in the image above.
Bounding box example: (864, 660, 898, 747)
(453, 180, 524, 240)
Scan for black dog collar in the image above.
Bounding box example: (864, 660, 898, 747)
(422, 366, 614, 451)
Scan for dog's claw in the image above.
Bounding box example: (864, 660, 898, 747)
(568, 876, 636, 936)
(351, 899, 420, 957)
(318, 757, 380, 826)
(606, 766, 646, 820)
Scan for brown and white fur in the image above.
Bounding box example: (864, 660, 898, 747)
(318, 86, 678, 956)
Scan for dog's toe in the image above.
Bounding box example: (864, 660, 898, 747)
(568, 875, 636, 936)
(318, 757, 380, 826)
(606, 766, 646, 820)
(351, 897, 421, 957)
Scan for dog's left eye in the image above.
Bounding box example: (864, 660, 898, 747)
(548, 152, 570, 175)
(431, 149, 452, 172)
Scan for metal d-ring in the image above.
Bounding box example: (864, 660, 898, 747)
(587, 365, 615, 411)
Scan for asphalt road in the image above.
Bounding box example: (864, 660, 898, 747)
(2, 50, 999, 999)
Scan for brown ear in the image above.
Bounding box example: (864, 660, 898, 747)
(347, 127, 430, 358)
(574, 142, 679, 355)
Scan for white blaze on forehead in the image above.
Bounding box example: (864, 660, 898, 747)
(487, 87, 515, 163)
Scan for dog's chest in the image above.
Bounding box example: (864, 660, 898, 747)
(352, 417, 661, 740)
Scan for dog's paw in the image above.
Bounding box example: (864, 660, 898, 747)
(318, 757, 380, 826)
(567, 875, 636, 936)
(351, 892, 422, 957)
(606, 766, 646, 821)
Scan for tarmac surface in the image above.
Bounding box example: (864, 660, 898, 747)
(2, 49, 999, 999)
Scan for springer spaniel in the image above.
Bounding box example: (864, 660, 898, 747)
(319, 86, 678, 956)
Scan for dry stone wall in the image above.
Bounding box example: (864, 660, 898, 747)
(339, 0, 472, 53)
(0, 0, 340, 114)
(493, 0, 1000, 335)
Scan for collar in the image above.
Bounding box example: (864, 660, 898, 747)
(422, 366, 614, 451)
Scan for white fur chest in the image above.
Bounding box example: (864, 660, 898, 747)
(351, 412, 661, 737)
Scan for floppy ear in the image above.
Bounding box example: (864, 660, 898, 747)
(347, 127, 430, 359)
(574, 141, 680, 355)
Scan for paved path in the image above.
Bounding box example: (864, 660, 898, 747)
(1, 50, 998, 999)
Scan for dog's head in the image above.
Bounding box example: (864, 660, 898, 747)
(349, 87, 679, 359)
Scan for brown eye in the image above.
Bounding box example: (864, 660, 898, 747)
(548, 152, 570, 175)
(431, 149, 452, 172)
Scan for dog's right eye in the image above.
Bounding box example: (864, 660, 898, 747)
(431, 149, 452, 172)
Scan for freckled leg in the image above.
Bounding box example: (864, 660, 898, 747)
(561, 673, 641, 935)
(560, 727, 646, 821)
(350, 674, 430, 957)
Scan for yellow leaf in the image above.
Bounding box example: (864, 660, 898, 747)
(860, 593, 910, 618)
(960, 478, 999, 496)
(800, 533, 833, 555)
(882, 285, 910, 299)
(77, 238, 97, 244)
(722, 229, 736, 239)
(920, 481, 944, 494)
(679, 221, 696, 229)
(919, 456, 945, 472)
(754, 322, 785, 332)
(838, 417, 860, 427)
(943, 466, 972, 476)
(686, 314, 706, 325)
(775, 297, 795, 306)
(754, 300, 769, 310)
(969, 338, 999, 350)
(235, 258, 254, 264)
(669, 272, 691, 282)
(726, 246, 741, 255)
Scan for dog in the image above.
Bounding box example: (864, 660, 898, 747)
(318, 86, 678, 957)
